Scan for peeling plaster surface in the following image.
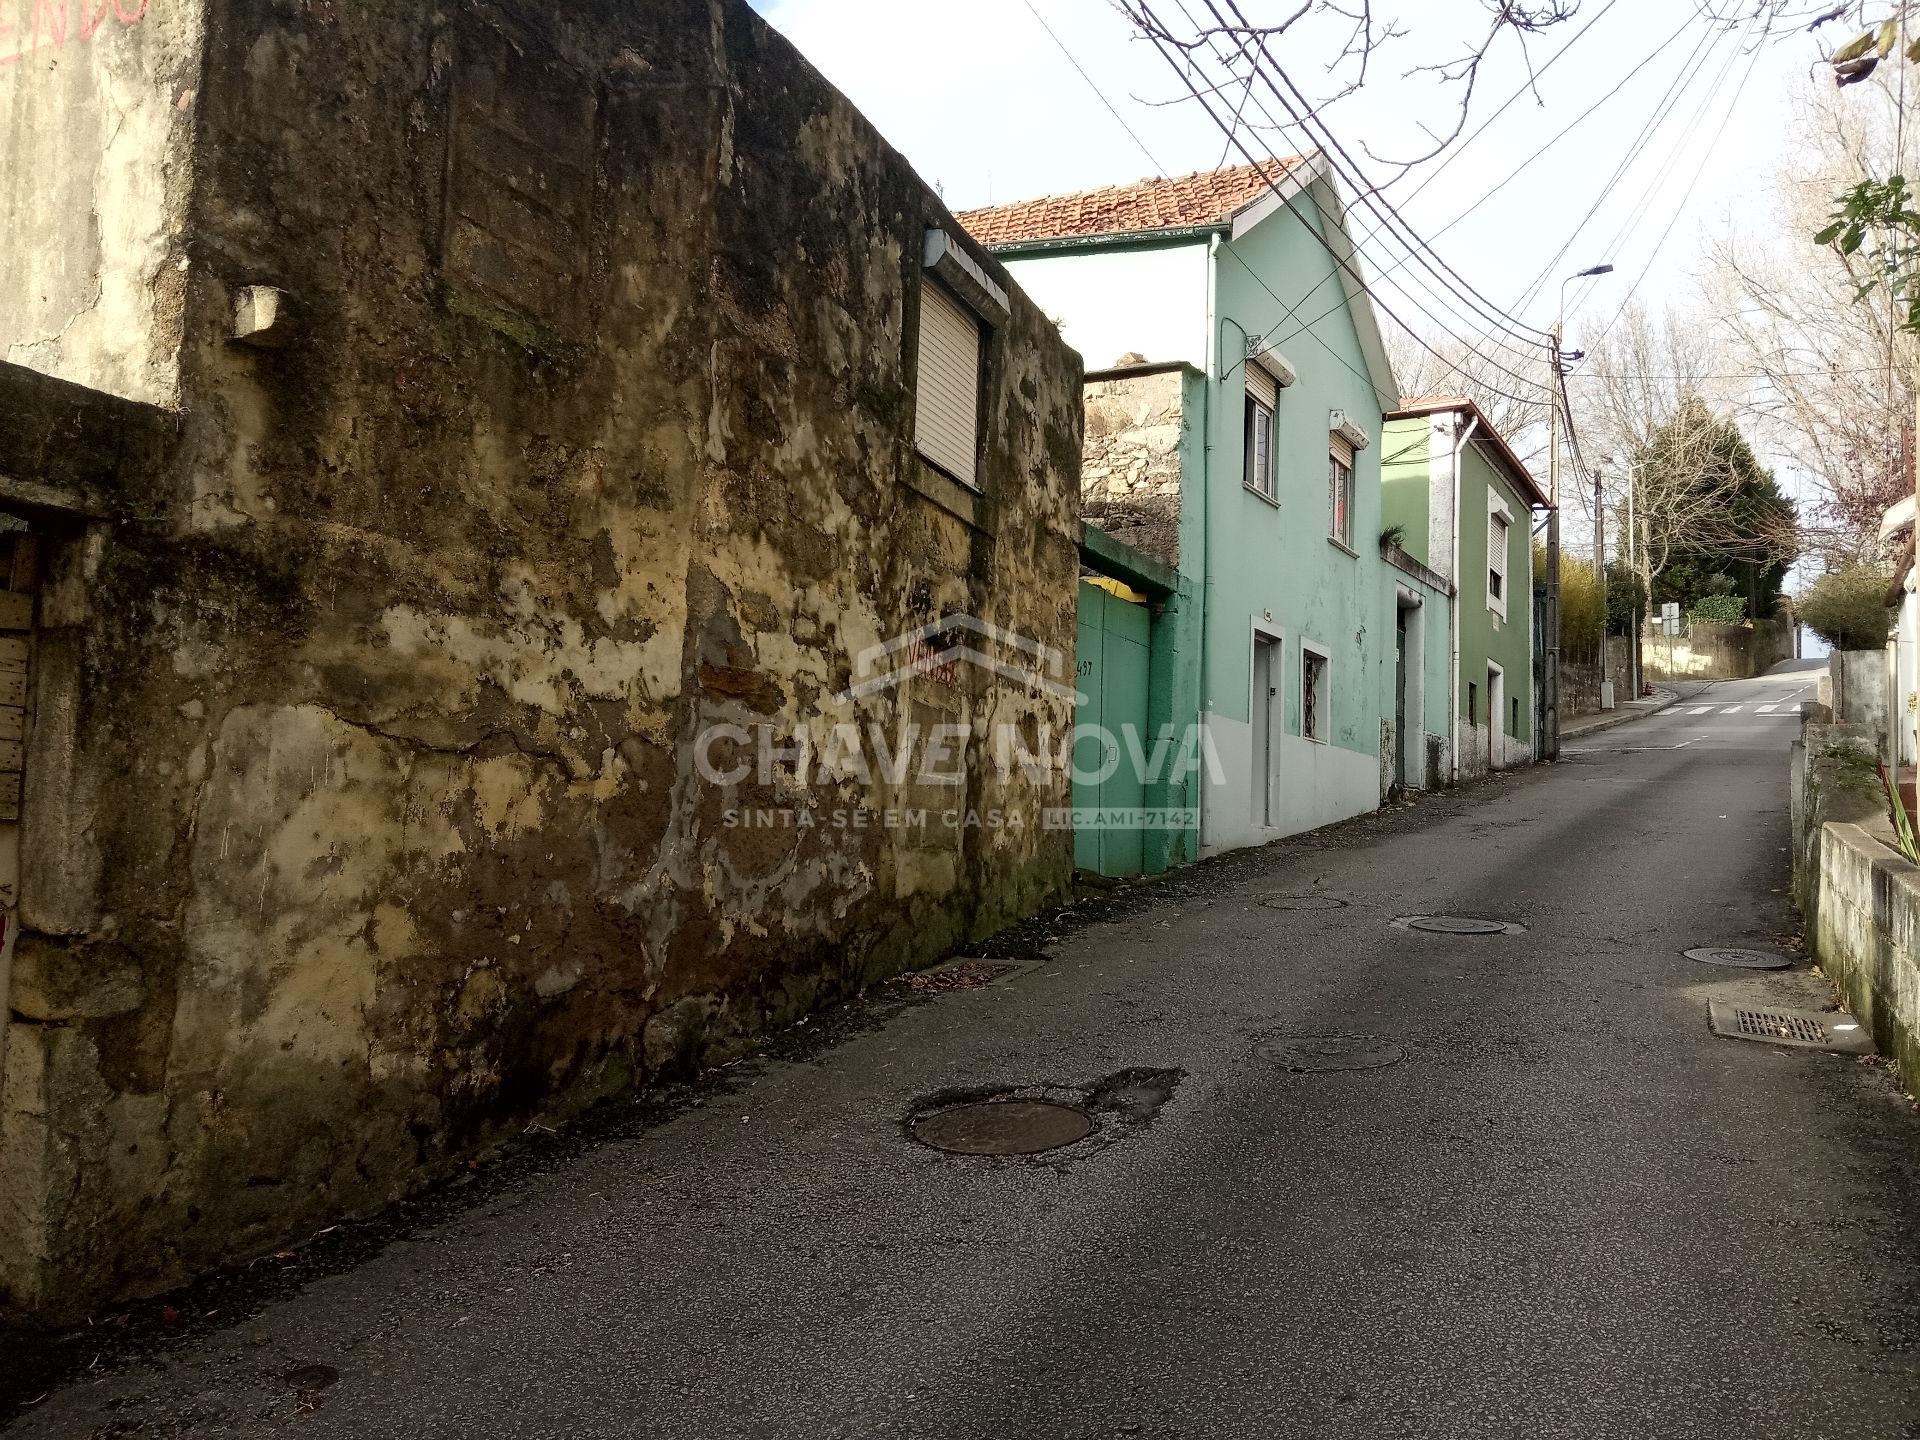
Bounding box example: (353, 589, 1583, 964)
(0, 0, 1082, 1318)
(0, 0, 204, 406)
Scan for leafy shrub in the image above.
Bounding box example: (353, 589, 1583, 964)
(1798, 565, 1896, 651)
(1689, 594, 1747, 625)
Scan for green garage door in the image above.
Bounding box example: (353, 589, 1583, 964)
(1073, 580, 1151, 877)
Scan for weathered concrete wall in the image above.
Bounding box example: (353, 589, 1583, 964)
(0, 0, 1082, 1319)
(0, 0, 203, 406)
(1812, 821, 1920, 1083)
(1642, 619, 1791, 682)
(1828, 649, 1891, 739)
(1791, 722, 1920, 1080)
(1080, 367, 1188, 570)
(1563, 635, 1633, 718)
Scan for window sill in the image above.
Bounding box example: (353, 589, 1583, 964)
(1326, 536, 1359, 558)
(1243, 483, 1280, 509)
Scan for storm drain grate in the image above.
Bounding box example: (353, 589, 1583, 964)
(1685, 947, 1791, 971)
(1707, 1001, 1874, 1054)
(910, 1100, 1094, 1155)
(1394, 915, 1526, 936)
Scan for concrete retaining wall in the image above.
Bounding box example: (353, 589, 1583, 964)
(1791, 722, 1920, 1080)
(1643, 619, 1791, 682)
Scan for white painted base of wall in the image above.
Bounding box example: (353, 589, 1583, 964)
(1454, 722, 1527, 780)
(1396, 729, 1450, 791)
(1200, 711, 1381, 856)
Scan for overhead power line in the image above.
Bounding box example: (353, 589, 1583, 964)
(1212, 0, 1551, 346)
(1134, 0, 1548, 407)
(1020, 0, 1169, 178)
(1160, 0, 1545, 374)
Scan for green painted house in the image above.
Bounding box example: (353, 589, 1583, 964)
(962, 155, 1416, 863)
(1382, 398, 1552, 779)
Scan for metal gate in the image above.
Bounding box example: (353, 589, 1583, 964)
(1072, 580, 1151, 877)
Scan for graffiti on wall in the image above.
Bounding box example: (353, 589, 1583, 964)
(0, 0, 149, 67)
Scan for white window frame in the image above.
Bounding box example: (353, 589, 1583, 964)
(1328, 441, 1355, 550)
(1244, 363, 1279, 502)
(1300, 640, 1331, 744)
(1488, 492, 1514, 620)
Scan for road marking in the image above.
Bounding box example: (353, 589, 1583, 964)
(1689, 706, 1715, 716)
(1757, 704, 1777, 714)
(1721, 706, 1744, 715)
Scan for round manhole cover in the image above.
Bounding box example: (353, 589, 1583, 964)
(1261, 894, 1348, 912)
(1404, 915, 1519, 935)
(1256, 1036, 1403, 1073)
(1685, 947, 1792, 971)
(911, 1100, 1093, 1155)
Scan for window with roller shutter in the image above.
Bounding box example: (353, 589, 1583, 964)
(1243, 363, 1277, 499)
(913, 281, 984, 488)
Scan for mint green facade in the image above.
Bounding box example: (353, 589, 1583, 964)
(1001, 163, 1407, 855)
(1382, 407, 1542, 779)
(1074, 463, 1206, 877)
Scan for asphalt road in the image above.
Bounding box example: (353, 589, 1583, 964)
(15, 661, 1920, 1439)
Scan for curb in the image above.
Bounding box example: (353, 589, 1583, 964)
(1561, 690, 1683, 741)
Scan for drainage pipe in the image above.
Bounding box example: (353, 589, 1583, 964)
(1448, 410, 1480, 782)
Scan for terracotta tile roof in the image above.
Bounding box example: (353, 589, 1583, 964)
(958, 159, 1306, 248)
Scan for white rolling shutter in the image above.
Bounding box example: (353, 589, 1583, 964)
(1329, 432, 1355, 469)
(915, 282, 983, 487)
(1245, 361, 1278, 411)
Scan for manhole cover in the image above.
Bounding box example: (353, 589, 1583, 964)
(1707, 1001, 1873, 1054)
(1684, 947, 1791, 971)
(1256, 1035, 1403, 1073)
(1260, 894, 1348, 912)
(911, 1100, 1093, 1155)
(1399, 915, 1524, 935)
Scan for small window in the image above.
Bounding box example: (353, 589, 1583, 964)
(1329, 435, 1355, 548)
(1468, 681, 1478, 726)
(1488, 506, 1511, 616)
(914, 281, 984, 487)
(1244, 363, 1277, 498)
(1301, 648, 1328, 742)
(1511, 695, 1520, 737)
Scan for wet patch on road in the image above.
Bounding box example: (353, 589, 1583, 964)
(1255, 1035, 1405, 1074)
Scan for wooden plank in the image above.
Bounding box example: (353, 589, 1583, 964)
(9, 534, 38, 593)
(0, 740, 26, 772)
(0, 674, 28, 709)
(0, 591, 33, 631)
(0, 708, 25, 742)
(0, 637, 29, 671)
(0, 773, 24, 821)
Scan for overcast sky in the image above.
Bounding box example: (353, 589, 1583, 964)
(750, 0, 1818, 355)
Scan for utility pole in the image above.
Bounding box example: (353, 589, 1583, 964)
(1548, 263, 1613, 760)
(1626, 459, 1641, 699)
(1545, 331, 1562, 762)
(1595, 467, 1609, 708)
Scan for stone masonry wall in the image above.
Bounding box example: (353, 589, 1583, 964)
(1081, 369, 1185, 570)
(0, 0, 1083, 1318)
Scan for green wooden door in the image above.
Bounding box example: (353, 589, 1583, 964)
(1073, 581, 1152, 877)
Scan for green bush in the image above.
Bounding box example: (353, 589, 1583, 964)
(1689, 594, 1746, 625)
(1798, 565, 1896, 651)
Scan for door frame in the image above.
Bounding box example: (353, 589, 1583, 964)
(1249, 616, 1285, 829)
(1487, 659, 1505, 771)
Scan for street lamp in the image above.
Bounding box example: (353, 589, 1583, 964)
(1543, 262, 1613, 761)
